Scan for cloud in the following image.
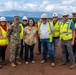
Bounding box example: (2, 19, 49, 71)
(62, 0, 75, 5)
(0, 0, 76, 14)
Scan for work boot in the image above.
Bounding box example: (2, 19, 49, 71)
(59, 62, 66, 66)
(41, 60, 46, 64)
(11, 63, 16, 68)
(16, 60, 21, 65)
(31, 61, 35, 64)
(51, 63, 55, 67)
(69, 64, 76, 69)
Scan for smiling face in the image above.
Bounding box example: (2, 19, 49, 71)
(63, 15, 69, 21)
(28, 19, 35, 26)
(14, 18, 20, 24)
(1, 21, 6, 26)
(53, 17, 58, 22)
(72, 13, 76, 21)
(41, 18, 48, 24)
(22, 20, 28, 25)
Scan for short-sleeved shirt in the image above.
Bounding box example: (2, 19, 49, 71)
(24, 26, 38, 45)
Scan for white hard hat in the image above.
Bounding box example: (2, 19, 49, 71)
(63, 12, 69, 16)
(0, 17, 7, 21)
(22, 16, 28, 20)
(52, 13, 58, 17)
(41, 13, 48, 18)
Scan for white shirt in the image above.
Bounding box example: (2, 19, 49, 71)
(40, 22, 49, 39)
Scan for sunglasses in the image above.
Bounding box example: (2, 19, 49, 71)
(63, 16, 68, 17)
(23, 20, 27, 21)
(53, 17, 58, 18)
(42, 18, 47, 20)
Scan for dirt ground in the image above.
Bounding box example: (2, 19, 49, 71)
(0, 43, 76, 75)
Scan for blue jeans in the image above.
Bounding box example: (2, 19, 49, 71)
(24, 43, 35, 62)
(52, 38, 59, 57)
(41, 39, 54, 62)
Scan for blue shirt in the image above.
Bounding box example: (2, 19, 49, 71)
(62, 19, 75, 30)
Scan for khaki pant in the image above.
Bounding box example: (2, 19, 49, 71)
(10, 42, 21, 63)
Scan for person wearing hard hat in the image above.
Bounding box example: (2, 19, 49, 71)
(0, 17, 9, 69)
(38, 13, 55, 67)
(0, 18, 1, 24)
(7, 16, 21, 68)
(72, 11, 76, 62)
(50, 13, 60, 58)
(19, 16, 28, 60)
(36, 19, 42, 54)
(59, 12, 75, 69)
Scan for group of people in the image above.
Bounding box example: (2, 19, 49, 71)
(0, 11, 76, 69)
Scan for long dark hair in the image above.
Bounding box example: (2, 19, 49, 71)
(28, 18, 35, 26)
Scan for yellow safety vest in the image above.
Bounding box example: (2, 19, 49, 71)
(60, 20, 72, 40)
(75, 23, 76, 28)
(51, 21, 60, 37)
(38, 22, 53, 42)
(19, 23, 24, 39)
(0, 26, 9, 46)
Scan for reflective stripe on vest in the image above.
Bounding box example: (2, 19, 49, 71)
(60, 20, 72, 40)
(38, 22, 53, 42)
(19, 23, 24, 39)
(0, 26, 9, 46)
(51, 21, 60, 37)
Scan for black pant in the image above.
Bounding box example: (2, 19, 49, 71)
(38, 38, 41, 52)
(24, 43, 35, 61)
(20, 39, 24, 58)
(0, 46, 7, 61)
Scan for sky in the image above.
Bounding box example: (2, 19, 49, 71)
(0, 0, 76, 14)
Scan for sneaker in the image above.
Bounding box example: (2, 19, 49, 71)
(70, 64, 76, 69)
(41, 60, 45, 64)
(51, 63, 55, 67)
(16, 60, 21, 65)
(25, 62, 28, 65)
(31, 61, 35, 64)
(59, 62, 66, 66)
(11, 63, 16, 68)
